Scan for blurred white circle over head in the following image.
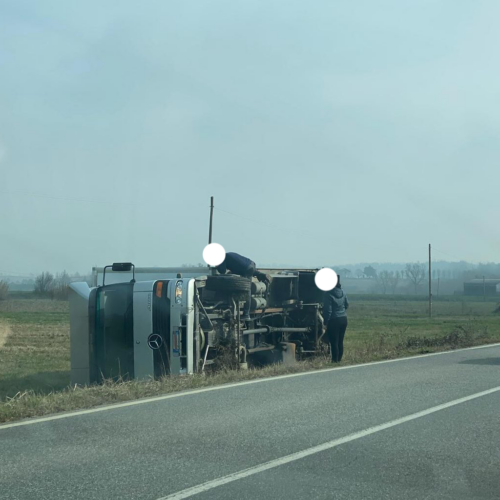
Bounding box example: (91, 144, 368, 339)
(203, 243, 226, 267)
(315, 268, 338, 291)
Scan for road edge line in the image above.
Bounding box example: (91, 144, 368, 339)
(1, 341, 499, 430)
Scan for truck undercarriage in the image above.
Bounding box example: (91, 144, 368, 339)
(198, 270, 327, 371)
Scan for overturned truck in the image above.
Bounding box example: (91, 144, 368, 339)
(69, 263, 327, 385)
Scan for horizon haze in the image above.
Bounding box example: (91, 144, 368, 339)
(1, 1, 500, 274)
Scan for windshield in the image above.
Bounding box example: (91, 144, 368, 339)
(93, 283, 134, 381)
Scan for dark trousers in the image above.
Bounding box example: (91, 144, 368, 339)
(327, 316, 348, 362)
(242, 263, 256, 317)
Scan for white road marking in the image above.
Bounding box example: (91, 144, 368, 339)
(1, 342, 499, 430)
(158, 385, 500, 500)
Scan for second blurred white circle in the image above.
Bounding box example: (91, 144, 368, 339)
(203, 243, 226, 267)
(315, 268, 338, 291)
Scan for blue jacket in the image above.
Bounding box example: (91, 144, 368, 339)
(216, 252, 255, 276)
(323, 287, 349, 323)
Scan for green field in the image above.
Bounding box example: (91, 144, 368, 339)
(342, 296, 500, 363)
(0, 295, 499, 412)
(0, 299, 70, 401)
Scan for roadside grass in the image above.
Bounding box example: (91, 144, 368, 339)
(1, 296, 500, 424)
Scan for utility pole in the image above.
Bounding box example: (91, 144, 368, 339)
(483, 275, 486, 302)
(428, 243, 432, 318)
(208, 196, 214, 244)
(437, 277, 440, 297)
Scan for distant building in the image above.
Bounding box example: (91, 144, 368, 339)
(463, 279, 500, 296)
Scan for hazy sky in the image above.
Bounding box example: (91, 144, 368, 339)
(1, 0, 500, 274)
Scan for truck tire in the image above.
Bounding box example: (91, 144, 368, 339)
(205, 275, 251, 294)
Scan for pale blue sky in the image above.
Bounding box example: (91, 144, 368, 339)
(1, 0, 499, 273)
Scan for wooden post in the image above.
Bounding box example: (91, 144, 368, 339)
(208, 196, 214, 244)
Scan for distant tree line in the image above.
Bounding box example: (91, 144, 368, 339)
(35, 271, 68, 299)
(33, 271, 76, 300)
(333, 260, 499, 277)
(332, 260, 500, 295)
(3, 260, 498, 301)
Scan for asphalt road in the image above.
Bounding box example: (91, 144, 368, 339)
(1, 345, 500, 500)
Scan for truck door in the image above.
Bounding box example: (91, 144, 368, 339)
(152, 280, 171, 378)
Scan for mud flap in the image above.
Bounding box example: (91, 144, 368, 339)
(280, 342, 297, 366)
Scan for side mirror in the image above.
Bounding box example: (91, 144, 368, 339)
(112, 262, 133, 272)
(103, 262, 135, 286)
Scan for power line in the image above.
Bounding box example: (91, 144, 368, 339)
(213, 207, 318, 238)
(216, 207, 416, 256)
(0, 189, 138, 205)
(0, 190, 208, 210)
(432, 247, 456, 260)
(3, 190, 485, 265)
(432, 247, 471, 263)
(0, 270, 36, 278)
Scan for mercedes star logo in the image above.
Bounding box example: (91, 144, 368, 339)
(147, 333, 163, 350)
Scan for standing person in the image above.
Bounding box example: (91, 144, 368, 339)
(216, 252, 256, 321)
(323, 278, 349, 363)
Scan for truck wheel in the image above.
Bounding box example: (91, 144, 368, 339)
(205, 275, 251, 294)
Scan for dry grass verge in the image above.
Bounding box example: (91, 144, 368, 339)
(0, 358, 325, 424)
(2, 297, 500, 425)
(2, 331, 499, 425)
